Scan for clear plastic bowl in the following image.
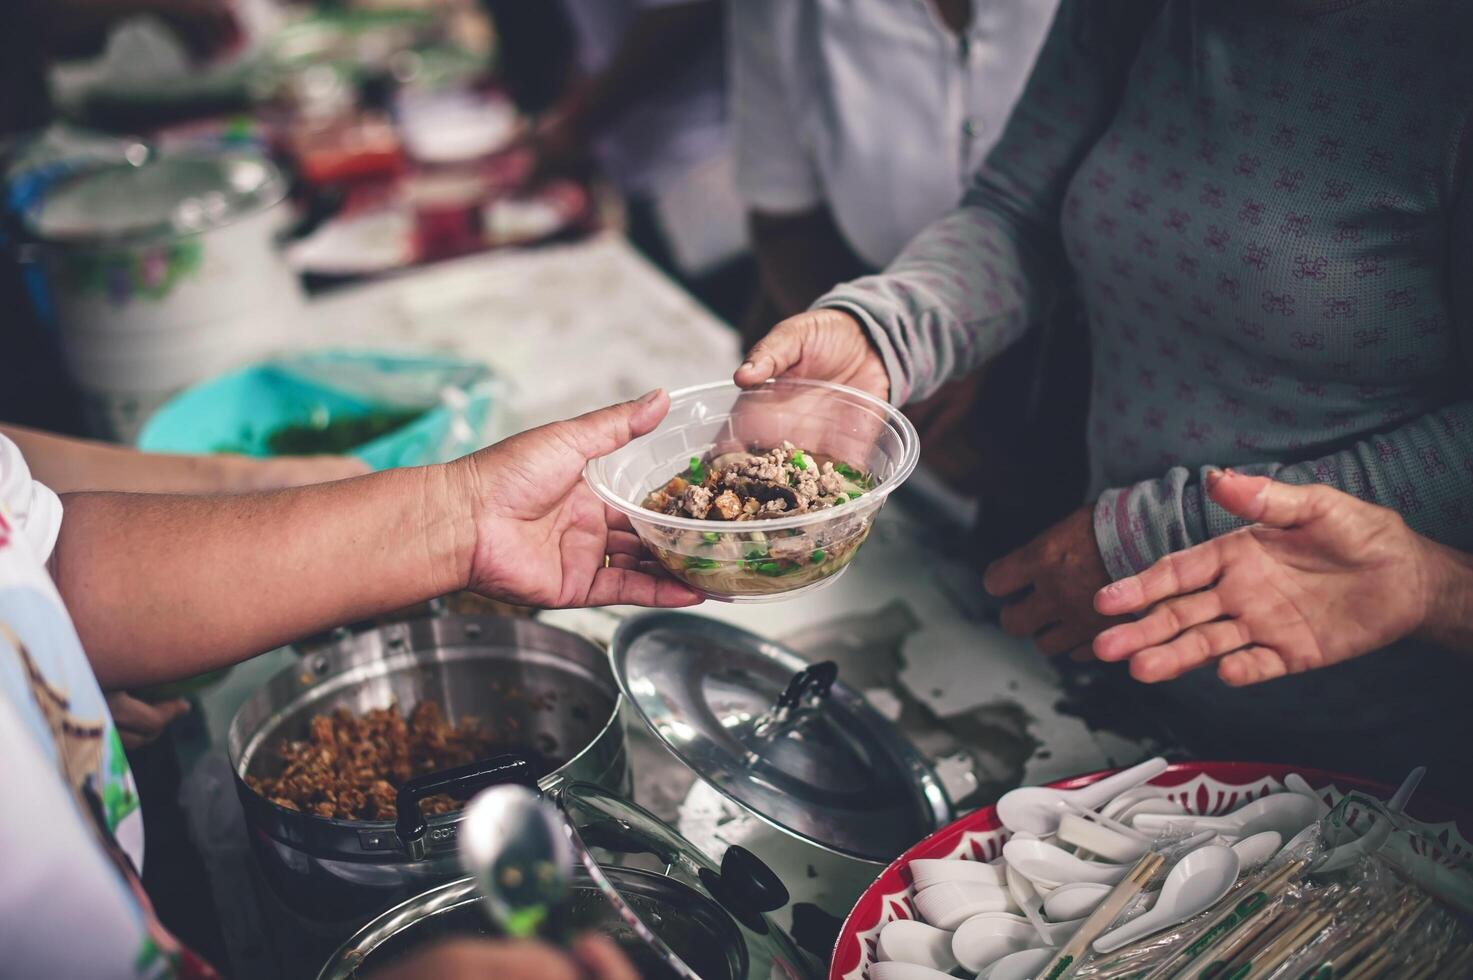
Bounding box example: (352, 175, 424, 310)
(585, 379, 920, 602)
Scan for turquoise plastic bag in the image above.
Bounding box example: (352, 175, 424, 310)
(137, 350, 499, 469)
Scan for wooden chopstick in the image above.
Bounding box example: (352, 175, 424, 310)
(1037, 850, 1165, 980)
(1233, 906, 1336, 978)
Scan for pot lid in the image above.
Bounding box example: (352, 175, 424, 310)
(609, 613, 951, 863)
(25, 152, 286, 243)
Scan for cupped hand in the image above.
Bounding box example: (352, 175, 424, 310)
(1092, 471, 1430, 686)
(984, 506, 1120, 657)
(457, 390, 703, 609)
(364, 936, 639, 980)
(734, 309, 890, 400)
(107, 692, 190, 750)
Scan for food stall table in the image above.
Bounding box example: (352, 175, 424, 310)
(168, 233, 1168, 977)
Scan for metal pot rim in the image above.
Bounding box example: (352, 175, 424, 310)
(228, 614, 624, 833)
(23, 152, 289, 247)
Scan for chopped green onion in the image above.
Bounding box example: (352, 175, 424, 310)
(835, 462, 862, 480)
(789, 450, 808, 470)
(744, 548, 767, 560)
(684, 556, 720, 570)
(687, 456, 706, 482)
(846, 491, 864, 501)
(701, 531, 720, 544)
(755, 561, 785, 576)
(810, 550, 825, 564)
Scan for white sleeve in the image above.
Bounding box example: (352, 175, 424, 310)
(0, 434, 63, 562)
(728, 0, 826, 213)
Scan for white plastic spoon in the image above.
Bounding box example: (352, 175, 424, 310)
(1042, 881, 1112, 921)
(1092, 844, 1241, 954)
(982, 946, 1057, 980)
(870, 962, 956, 980)
(996, 757, 1169, 836)
(1057, 812, 1151, 863)
(1132, 793, 1319, 842)
(1283, 773, 1331, 817)
(913, 880, 1016, 930)
(1002, 838, 1131, 888)
(1007, 863, 1073, 947)
(952, 913, 1040, 973)
(1100, 785, 1176, 821)
(909, 857, 1008, 890)
(1230, 830, 1282, 872)
(876, 919, 958, 972)
(1117, 796, 1188, 824)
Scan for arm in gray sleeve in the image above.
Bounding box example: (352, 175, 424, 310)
(815, 0, 1158, 404)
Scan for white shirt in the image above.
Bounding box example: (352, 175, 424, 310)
(0, 434, 174, 978)
(730, 0, 1059, 269)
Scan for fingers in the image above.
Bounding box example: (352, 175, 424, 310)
(998, 592, 1054, 639)
(1127, 619, 1253, 683)
(734, 315, 810, 387)
(983, 550, 1035, 599)
(1093, 589, 1225, 662)
(1217, 646, 1290, 687)
(555, 389, 670, 461)
(605, 530, 645, 557)
(108, 694, 190, 749)
(1094, 542, 1225, 615)
(574, 936, 641, 980)
(585, 566, 704, 608)
(1206, 470, 1331, 528)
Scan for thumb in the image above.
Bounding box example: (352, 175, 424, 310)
(734, 314, 812, 387)
(553, 389, 669, 461)
(1207, 470, 1327, 528)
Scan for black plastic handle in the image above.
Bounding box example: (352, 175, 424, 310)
(698, 844, 790, 934)
(395, 753, 538, 859)
(774, 660, 838, 712)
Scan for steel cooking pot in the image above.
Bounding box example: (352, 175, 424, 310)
(318, 783, 817, 980)
(228, 615, 629, 921)
(610, 612, 955, 918)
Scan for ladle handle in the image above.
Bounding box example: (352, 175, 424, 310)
(396, 753, 538, 859)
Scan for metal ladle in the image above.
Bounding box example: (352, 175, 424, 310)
(459, 784, 577, 939)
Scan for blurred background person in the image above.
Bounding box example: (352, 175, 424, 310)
(489, 0, 753, 326)
(729, 0, 1067, 559)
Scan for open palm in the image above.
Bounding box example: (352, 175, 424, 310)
(1092, 471, 1429, 686)
(460, 391, 701, 609)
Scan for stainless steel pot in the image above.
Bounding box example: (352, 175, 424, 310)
(228, 615, 629, 921)
(610, 612, 955, 918)
(318, 783, 817, 980)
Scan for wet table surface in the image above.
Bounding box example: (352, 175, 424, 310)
(170, 233, 1169, 977)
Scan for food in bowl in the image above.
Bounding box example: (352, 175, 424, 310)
(217, 407, 424, 456)
(638, 443, 876, 592)
(642, 442, 873, 521)
(585, 380, 920, 601)
(246, 699, 555, 820)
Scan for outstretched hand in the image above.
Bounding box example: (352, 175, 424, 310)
(1092, 471, 1431, 686)
(458, 390, 703, 610)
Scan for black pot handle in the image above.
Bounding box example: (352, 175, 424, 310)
(719, 845, 789, 913)
(395, 753, 538, 859)
(774, 660, 837, 713)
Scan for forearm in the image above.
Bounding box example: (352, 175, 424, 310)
(53, 464, 474, 689)
(750, 208, 867, 318)
(1095, 403, 1473, 580)
(1, 423, 258, 494)
(1416, 539, 1473, 654)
